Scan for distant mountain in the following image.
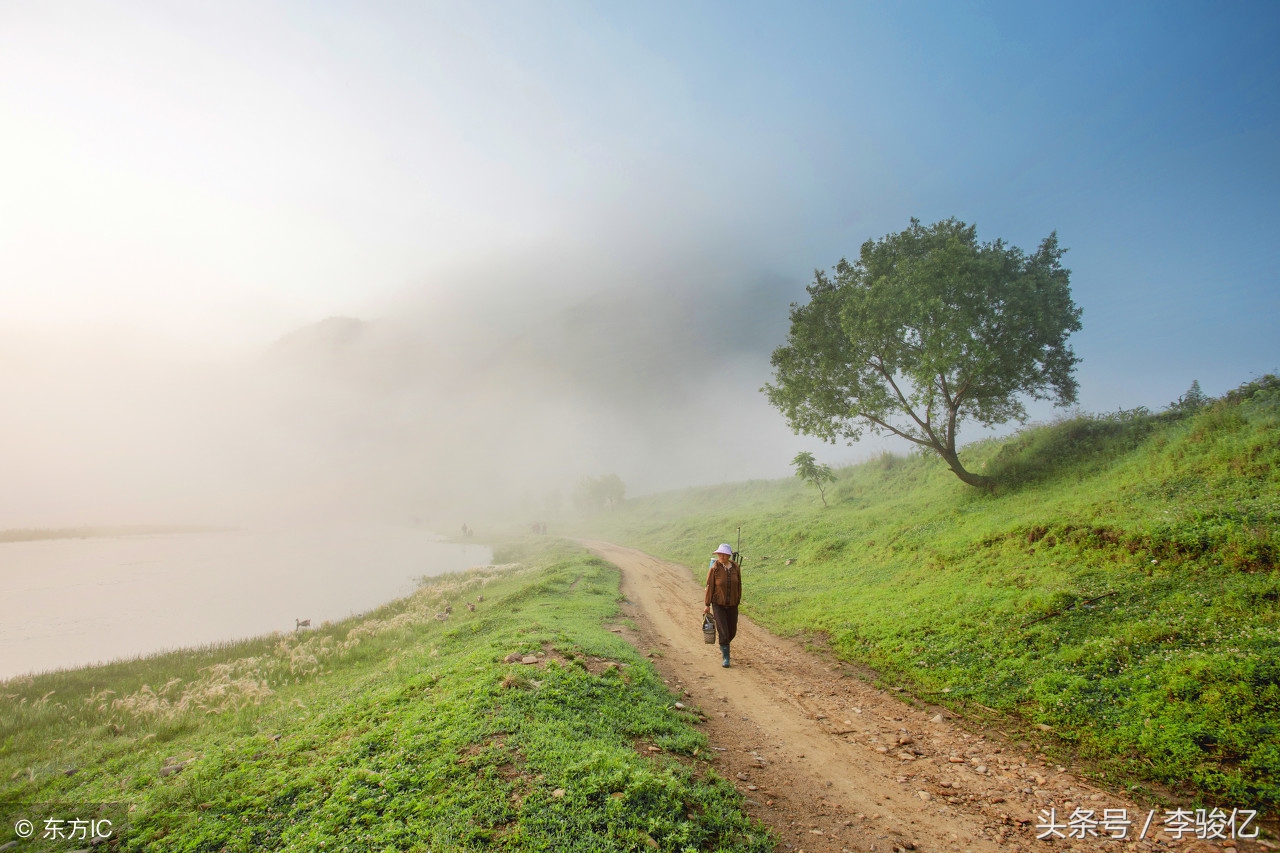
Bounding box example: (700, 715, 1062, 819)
(265, 316, 369, 366)
(264, 275, 795, 410)
(254, 275, 811, 514)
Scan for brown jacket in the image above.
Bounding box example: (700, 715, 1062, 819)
(704, 560, 742, 607)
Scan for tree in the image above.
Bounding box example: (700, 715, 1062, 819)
(596, 473, 625, 510)
(763, 218, 1082, 489)
(573, 474, 626, 512)
(791, 451, 835, 506)
(1169, 379, 1209, 413)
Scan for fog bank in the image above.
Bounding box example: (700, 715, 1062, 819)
(0, 247, 877, 529)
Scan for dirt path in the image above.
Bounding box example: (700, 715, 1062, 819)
(583, 540, 1239, 853)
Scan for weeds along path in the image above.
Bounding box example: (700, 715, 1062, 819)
(582, 540, 1179, 853)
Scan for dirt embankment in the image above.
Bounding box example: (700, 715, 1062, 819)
(583, 540, 1261, 853)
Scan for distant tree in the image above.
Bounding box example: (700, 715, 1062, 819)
(573, 474, 626, 512)
(596, 473, 625, 510)
(791, 451, 835, 506)
(1170, 379, 1209, 412)
(764, 218, 1082, 489)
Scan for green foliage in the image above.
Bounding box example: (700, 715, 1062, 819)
(0, 540, 770, 852)
(1169, 379, 1209, 413)
(578, 378, 1280, 808)
(764, 217, 1082, 488)
(790, 451, 835, 506)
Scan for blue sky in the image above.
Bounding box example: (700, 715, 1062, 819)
(584, 1, 1280, 408)
(1, 0, 1277, 413)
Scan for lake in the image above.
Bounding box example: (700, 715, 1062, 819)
(0, 526, 491, 681)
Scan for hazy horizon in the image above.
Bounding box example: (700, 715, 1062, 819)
(2, 2, 1278, 528)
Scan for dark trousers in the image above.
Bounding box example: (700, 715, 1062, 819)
(711, 603, 738, 645)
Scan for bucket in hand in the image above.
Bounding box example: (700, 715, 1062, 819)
(702, 613, 717, 644)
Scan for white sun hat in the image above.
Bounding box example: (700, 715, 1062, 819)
(713, 543, 734, 555)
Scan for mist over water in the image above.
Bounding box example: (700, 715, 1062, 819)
(0, 526, 490, 681)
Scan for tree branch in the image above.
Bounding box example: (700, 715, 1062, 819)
(859, 413, 937, 449)
(938, 373, 955, 411)
(873, 357, 939, 443)
(938, 373, 960, 453)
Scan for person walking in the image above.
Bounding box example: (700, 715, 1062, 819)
(704, 543, 742, 668)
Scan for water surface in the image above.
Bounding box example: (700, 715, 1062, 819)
(0, 526, 491, 680)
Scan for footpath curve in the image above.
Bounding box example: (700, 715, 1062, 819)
(581, 540, 1202, 853)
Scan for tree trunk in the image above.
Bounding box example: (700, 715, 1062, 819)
(937, 448, 994, 490)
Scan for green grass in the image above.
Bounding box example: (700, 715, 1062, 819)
(575, 375, 1280, 809)
(1, 539, 772, 852)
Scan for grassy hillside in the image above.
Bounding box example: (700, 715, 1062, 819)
(577, 376, 1280, 809)
(1, 540, 771, 852)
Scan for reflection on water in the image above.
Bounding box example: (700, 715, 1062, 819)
(0, 526, 491, 680)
